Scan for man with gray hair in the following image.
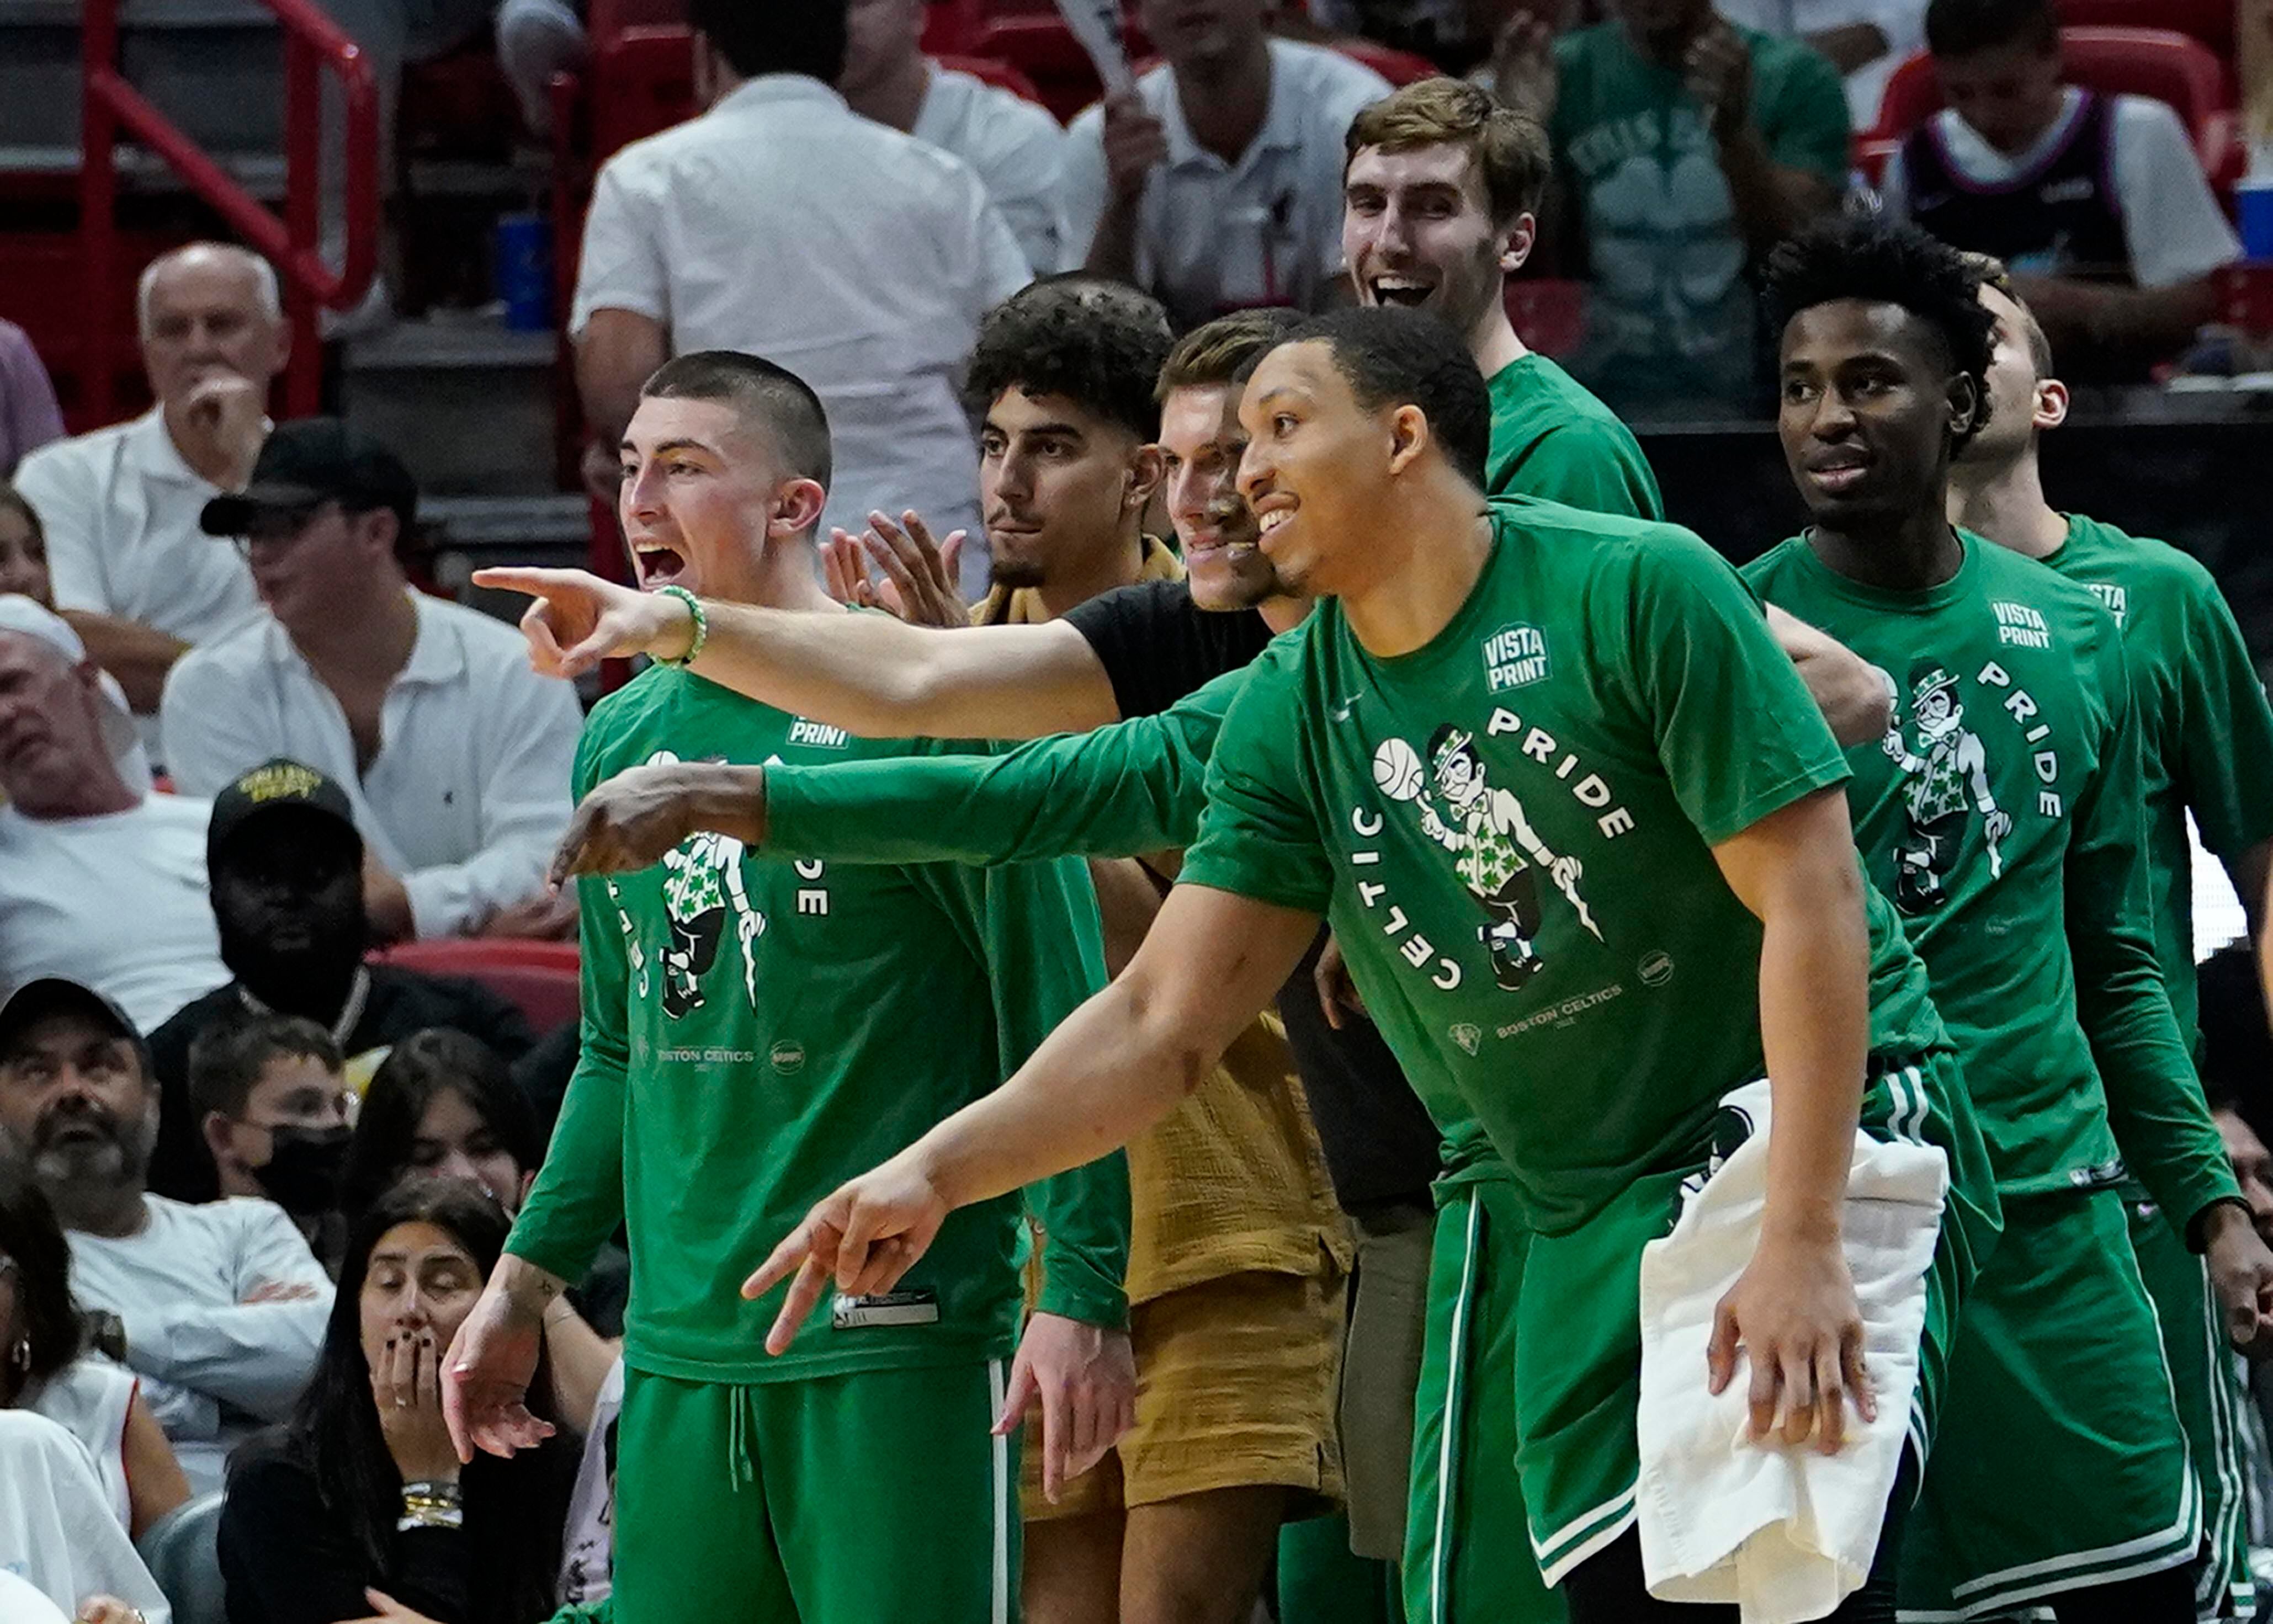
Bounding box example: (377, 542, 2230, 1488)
(12, 242, 281, 754)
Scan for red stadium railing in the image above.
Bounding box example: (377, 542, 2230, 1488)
(79, 0, 384, 421)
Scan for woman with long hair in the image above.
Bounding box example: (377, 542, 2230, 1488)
(216, 1176, 574, 1624)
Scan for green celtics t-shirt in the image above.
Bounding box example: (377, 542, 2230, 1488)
(2043, 514, 2273, 1044)
(1180, 499, 1937, 1235)
(1550, 22, 1849, 408)
(509, 663, 1130, 1386)
(1485, 353, 1664, 518)
(1746, 532, 2238, 1226)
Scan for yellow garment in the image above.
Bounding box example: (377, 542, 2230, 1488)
(969, 533, 1183, 625)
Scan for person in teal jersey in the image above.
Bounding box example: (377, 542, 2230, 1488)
(1947, 267, 2273, 1624)
(1742, 216, 2273, 1622)
(1489, 0, 1851, 409)
(738, 306, 2000, 1624)
(440, 352, 1135, 1624)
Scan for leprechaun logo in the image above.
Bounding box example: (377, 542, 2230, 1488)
(1879, 663, 2011, 915)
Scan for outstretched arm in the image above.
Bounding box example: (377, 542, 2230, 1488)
(1766, 605, 1892, 747)
(742, 883, 1321, 1351)
(473, 566, 1120, 740)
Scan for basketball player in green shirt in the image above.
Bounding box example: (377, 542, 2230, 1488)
(740, 306, 2001, 1623)
(1743, 216, 2273, 1622)
(1947, 266, 2273, 1622)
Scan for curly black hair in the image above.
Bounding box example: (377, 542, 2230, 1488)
(1764, 216, 1997, 453)
(965, 276, 1175, 441)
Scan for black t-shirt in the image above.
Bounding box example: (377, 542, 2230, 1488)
(146, 965, 542, 1203)
(1064, 576, 1444, 1209)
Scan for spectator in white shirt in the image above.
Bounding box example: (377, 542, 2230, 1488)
(1063, 0, 1392, 329)
(159, 421, 583, 943)
(1879, 0, 2240, 378)
(1715, 0, 1925, 128)
(0, 978, 332, 1495)
(572, 1, 1033, 599)
(10, 244, 278, 748)
(0, 604, 227, 1035)
(839, 0, 1071, 276)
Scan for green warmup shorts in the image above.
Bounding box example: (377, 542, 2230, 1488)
(1900, 1188, 2197, 1621)
(611, 1361, 1020, 1624)
(1404, 1178, 1565, 1624)
(2128, 1186, 2254, 1623)
(1516, 1055, 1989, 1591)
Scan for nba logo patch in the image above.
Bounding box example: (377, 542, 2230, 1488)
(1483, 623, 1549, 693)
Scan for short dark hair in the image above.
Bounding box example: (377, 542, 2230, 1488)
(1156, 308, 1308, 401)
(0, 1162, 83, 1387)
(1274, 307, 1492, 491)
(0, 485, 46, 551)
(1925, 0, 2059, 59)
(687, 0, 848, 83)
(966, 278, 1175, 441)
(1345, 78, 1552, 226)
(1764, 216, 1998, 452)
(188, 1014, 343, 1125)
(342, 1028, 540, 1221)
(644, 350, 833, 492)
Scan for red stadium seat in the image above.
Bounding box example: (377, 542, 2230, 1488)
(970, 12, 1153, 123)
(1504, 279, 1586, 359)
(590, 24, 699, 162)
(932, 52, 1049, 106)
(924, 0, 988, 54)
(378, 939, 582, 1034)
(2054, 0, 2234, 61)
(1327, 37, 1444, 87)
(1872, 27, 2241, 193)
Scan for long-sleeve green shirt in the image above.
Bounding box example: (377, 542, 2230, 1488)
(508, 665, 1129, 1386)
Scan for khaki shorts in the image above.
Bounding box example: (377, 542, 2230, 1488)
(1023, 1265, 1347, 1521)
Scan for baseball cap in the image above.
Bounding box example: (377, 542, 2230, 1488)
(0, 977, 145, 1063)
(0, 593, 141, 769)
(199, 418, 418, 540)
(207, 758, 363, 869)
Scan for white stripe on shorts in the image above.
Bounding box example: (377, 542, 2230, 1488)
(989, 1357, 1009, 1624)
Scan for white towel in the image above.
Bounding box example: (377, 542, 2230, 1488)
(1637, 1078, 1948, 1623)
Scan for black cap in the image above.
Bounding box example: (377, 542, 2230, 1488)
(0, 977, 145, 1061)
(207, 758, 363, 869)
(199, 418, 418, 539)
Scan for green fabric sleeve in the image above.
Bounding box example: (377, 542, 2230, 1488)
(1179, 648, 1337, 916)
(762, 672, 1240, 867)
(1523, 419, 1665, 521)
(506, 734, 634, 1283)
(924, 854, 1130, 1328)
(2178, 572, 2273, 861)
(2071, 633, 2244, 1243)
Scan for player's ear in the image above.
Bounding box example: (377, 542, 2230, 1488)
(1499, 211, 1537, 276)
(1385, 403, 1431, 477)
(1124, 442, 1167, 514)
(769, 478, 829, 541)
(2033, 376, 2069, 433)
(1946, 372, 1982, 444)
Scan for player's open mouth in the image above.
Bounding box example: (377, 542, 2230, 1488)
(634, 544, 687, 585)
(1256, 505, 1295, 543)
(1368, 276, 1435, 309)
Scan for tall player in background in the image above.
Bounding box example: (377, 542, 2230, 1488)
(444, 352, 1133, 1624)
(1948, 265, 2273, 1622)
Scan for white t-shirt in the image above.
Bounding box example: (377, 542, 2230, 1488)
(160, 590, 583, 939)
(1881, 89, 2241, 288)
(915, 66, 1071, 277)
(0, 794, 227, 1035)
(1060, 40, 1393, 328)
(572, 73, 1032, 586)
(24, 1357, 139, 1531)
(66, 1196, 332, 1496)
(556, 1357, 625, 1605)
(0, 1412, 169, 1624)
(1713, 0, 1925, 129)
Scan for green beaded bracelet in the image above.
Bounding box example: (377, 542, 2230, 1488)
(655, 584, 708, 666)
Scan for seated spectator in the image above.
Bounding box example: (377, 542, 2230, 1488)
(216, 1176, 576, 1624)
(0, 978, 331, 1494)
(839, 0, 1071, 275)
(1493, 0, 1850, 408)
(0, 1411, 170, 1624)
(0, 607, 225, 1032)
(1714, 0, 1925, 127)
(1064, 0, 1394, 328)
(1879, 0, 2240, 380)
(571, 1, 1031, 597)
(160, 422, 583, 942)
(11, 244, 275, 746)
(144, 760, 538, 1205)
(0, 321, 63, 481)
(0, 487, 52, 603)
(1, 1164, 192, 1540)
(0, 568, 155, 792)
(190, 1018, 354, 1272)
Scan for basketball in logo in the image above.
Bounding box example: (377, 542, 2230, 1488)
(1373, 737, 1426, 802)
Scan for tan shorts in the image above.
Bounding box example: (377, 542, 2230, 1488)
(1023, 1266, 1347, 1521)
